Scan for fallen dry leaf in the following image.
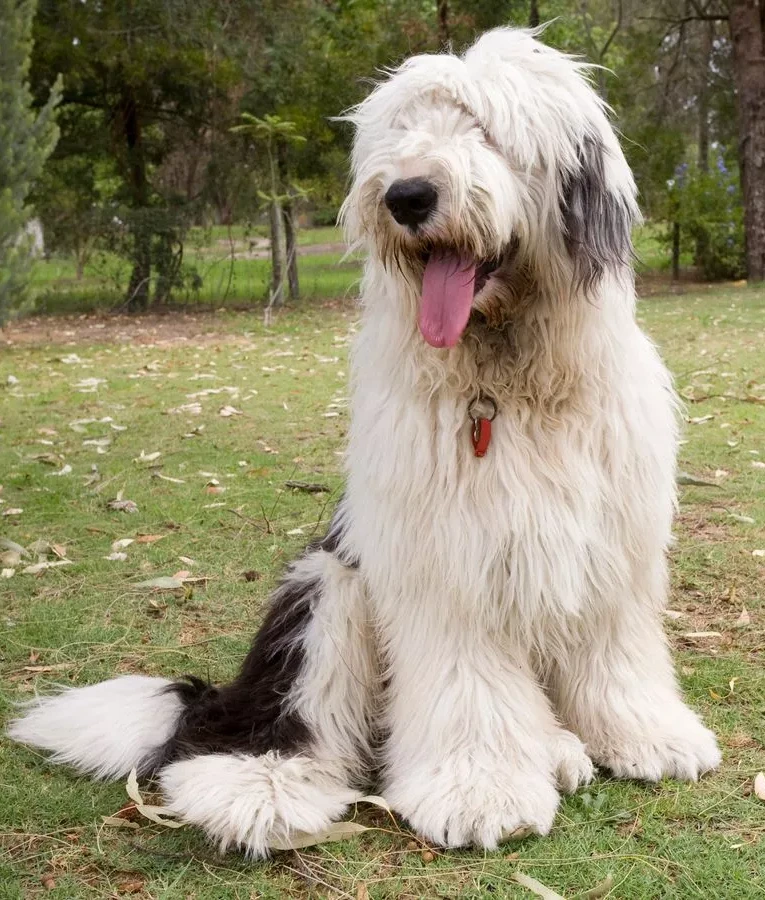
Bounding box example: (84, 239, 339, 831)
(754, 773, 765, 801)
(112, 538, 134, 551)
(132, 576, 185, 590)
(0, 537, 28, 557)
(134, 450, 161, 463)
(22, 663, 74, 674)
(735, 607, 751, 627)
(105, 552, 128, 562)
(511, 872, 566, 900)
(107, 492, 139, 513)
(135, 534, 166, 544)
(268, 820, 371, 851)
(46, 464, 72, 477)
(582, 874, 615, 899)
(21, 560, 73, 575)
(125, 769, 184, 827)
(101, 816, 139, 830)
(2, 508, 23, 516)
(1, 568, 14, 579)
(0, 550, 21, 567)
(219, 405, 242, 417)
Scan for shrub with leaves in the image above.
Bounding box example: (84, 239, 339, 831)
(663, 152, 746, 281)
(0, 0, 60, 326)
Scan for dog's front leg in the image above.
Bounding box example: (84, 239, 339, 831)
(551, 601, 721, 783)
(380, 607, 592, 849)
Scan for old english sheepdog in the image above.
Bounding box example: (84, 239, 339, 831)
(9, 27, 720, 855)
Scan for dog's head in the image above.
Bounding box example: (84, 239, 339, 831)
(341, 28, 640, 348)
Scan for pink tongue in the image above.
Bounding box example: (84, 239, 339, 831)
(419, 251, 476, 348)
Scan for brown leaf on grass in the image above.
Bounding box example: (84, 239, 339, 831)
(243, 570, 261, 581)
(49, 543, 67, 559)
(735, 607, 751, 627)
(285, 480, 330, 494)
(116, 879, 145, 895)
(135, 534, 166, 544)
(27, 452, 62, 466)
(101, 816, 139, 830)
(356, 883, 370, 900)
(21, 663, 74, 674)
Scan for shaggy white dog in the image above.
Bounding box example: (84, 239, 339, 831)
(9, 27, 720, 856)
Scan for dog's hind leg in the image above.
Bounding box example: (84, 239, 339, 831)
(156, 546, 377, 856)
(10, 511, 377, 857)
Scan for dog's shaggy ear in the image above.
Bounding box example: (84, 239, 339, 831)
(561, 135, 635, 289)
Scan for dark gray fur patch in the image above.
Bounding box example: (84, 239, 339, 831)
(561, 135, 636, 290)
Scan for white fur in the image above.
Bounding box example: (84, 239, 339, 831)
(7, 676, 183, 779)
(160, 753, 361, 857)
(8, 27, 720, 856)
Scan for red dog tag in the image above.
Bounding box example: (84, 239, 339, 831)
(471, 417, 492, 457)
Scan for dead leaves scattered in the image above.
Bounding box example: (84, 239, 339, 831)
(107, 491, 139, 513)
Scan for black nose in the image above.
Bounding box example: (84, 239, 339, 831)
(384, 178, 438, 228)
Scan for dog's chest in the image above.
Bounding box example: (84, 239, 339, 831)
(346, 385, 628, 618)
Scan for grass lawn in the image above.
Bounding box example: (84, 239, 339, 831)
(1, 283, 764, 899)
(29, 227, 358, 317)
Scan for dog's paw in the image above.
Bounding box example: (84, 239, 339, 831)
(386, 758, 560, 849)
(160, 752, 359, 857)
(589, 714, 721, 782)
(551, 729, 594, 794)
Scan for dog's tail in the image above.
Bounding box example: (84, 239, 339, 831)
(7, 675, 187, 780)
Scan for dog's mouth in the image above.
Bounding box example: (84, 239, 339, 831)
(417, 247, 500, 348)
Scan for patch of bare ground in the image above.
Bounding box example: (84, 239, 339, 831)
(0, 299, 358, 347)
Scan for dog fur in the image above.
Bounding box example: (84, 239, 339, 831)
(9, 27, 720, 855)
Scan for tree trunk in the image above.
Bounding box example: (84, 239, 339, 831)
(529, 0, 540, 28)
(277, 140, 299, 301)
(437, 0, 449, 49)
(120, 87, 151, 310)
(729, 0, 765, 281)
(672, 221, 681, 280)
(269, 199, 286, 307)
(695, 20, 713, 267)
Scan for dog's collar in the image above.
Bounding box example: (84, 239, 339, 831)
(468, 393, 497, 458)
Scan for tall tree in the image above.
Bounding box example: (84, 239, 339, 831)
(729, 0, 765, 280)
(31, 0, 240, 310)
(0, 0, 59, 326)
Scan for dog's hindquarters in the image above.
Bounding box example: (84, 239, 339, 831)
(9, 524, 377, 856)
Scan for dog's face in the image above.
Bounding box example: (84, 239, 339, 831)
(342, 28, 640, 348)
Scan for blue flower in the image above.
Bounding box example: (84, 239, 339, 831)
(716, 156, 728, 175)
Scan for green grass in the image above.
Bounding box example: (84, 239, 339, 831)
(29, 226, 356, 317)
(1, 284, 765, 898)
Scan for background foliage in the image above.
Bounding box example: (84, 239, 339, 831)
(1, 0, 760, 316)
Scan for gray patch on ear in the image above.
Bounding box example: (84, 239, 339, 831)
(561, 135, 635, 290)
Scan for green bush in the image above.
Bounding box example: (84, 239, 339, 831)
(662, 154, 745, 281)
